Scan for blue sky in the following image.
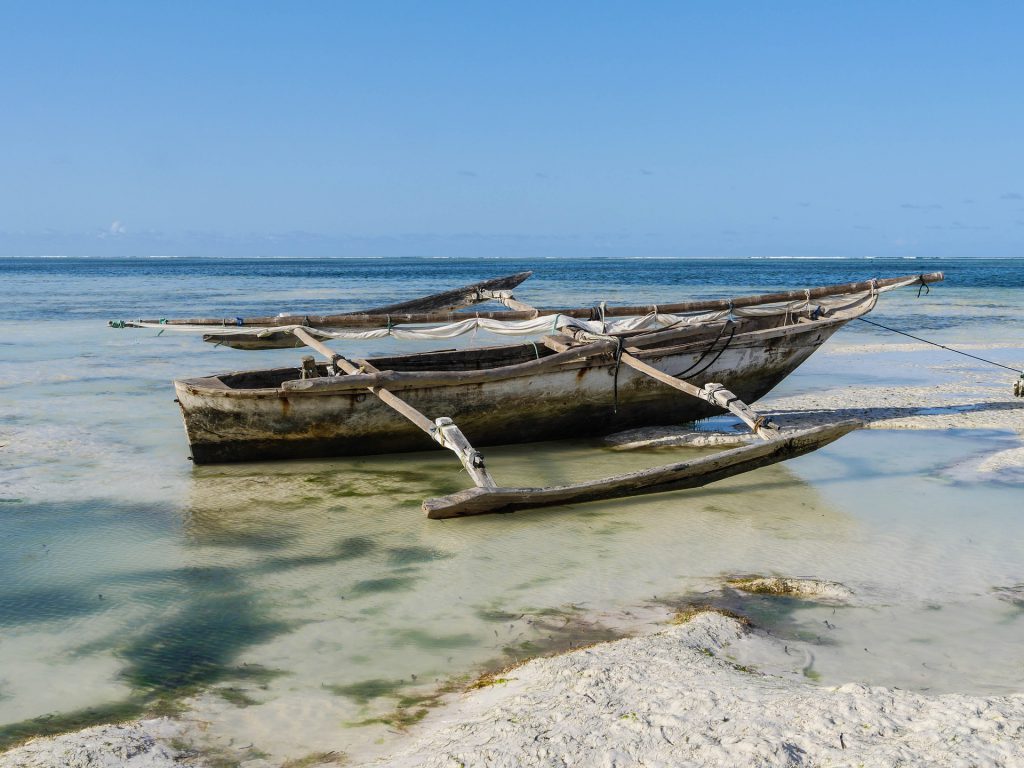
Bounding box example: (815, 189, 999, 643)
(1, 1, 1022, 257)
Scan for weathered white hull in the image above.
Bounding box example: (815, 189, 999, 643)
(175, 317, 847, 463)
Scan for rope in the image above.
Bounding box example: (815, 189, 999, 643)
(675, 325, 737, 381)
(674, 320, 734, 380)
(856, 317, 1023, 374)
(610, 336, 625, 414)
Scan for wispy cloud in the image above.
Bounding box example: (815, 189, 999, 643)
(457, 170, 478, 178)
(900, 203, 943, 210)
(96, 220, 127, 239)
(1000, 192, 1022, 200)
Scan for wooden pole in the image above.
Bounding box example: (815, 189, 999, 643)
(291, 327, 497, 488)
(541, 335, 780, 441)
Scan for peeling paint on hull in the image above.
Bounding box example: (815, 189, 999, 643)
(175, 320, 846, 464)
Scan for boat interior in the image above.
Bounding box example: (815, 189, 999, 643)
(197, 303, 846, 392)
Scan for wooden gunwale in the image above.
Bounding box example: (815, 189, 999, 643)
(142, 272, 943, 328)
(281, 338, 619, 393)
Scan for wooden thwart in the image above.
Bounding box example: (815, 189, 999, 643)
(422, 420, 862, 518)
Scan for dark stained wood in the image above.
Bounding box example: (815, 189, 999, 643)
(138, 272, 943, 328)
(422, 420, 862, 518)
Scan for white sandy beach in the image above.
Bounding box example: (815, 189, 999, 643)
(372, 610, 1024, 767)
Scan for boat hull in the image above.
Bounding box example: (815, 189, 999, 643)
(174, 318, 848, 464)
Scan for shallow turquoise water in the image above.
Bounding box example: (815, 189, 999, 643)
(1, 257, 1022, 758)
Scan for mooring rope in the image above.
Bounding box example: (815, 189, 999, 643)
(856, 317, 1023, 374)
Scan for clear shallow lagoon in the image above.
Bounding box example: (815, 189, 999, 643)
(1, 257, 1023, 759)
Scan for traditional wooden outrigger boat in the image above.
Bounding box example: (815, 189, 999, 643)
(112, 270, 944, 518)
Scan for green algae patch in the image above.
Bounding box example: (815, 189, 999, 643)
(726, 575, 853, 601)
(0, 568, 294, 750)
(0, 700, 145, 752)
(281, 750, 348, 767)
(342, 679, 464, 732)
(493, 606, 623, 666)
(993, 584, 1024, 609)
(349, 577, 416, 596)
(653, 583, 841, 649)
(325, 678, 406, 704)
(476, 607, 524, 622)
(216, 687, 260, 708)
(671, 605, 752, 627)
(467, 674, 515, 690)
(392, 628, 480, 650)
(386, 546, 452, 565)
(346, 707, 431, 730)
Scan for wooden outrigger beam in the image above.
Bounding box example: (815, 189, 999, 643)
(124, 272, 943, 329)
(289, 324, 860, 518)
(422, 421, 862, 518)
(291, 328, 497, 488)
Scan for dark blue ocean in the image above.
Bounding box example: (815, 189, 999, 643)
(2, 256, 1022, 334)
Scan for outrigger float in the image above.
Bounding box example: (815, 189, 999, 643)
(112, 270, 944, 518)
